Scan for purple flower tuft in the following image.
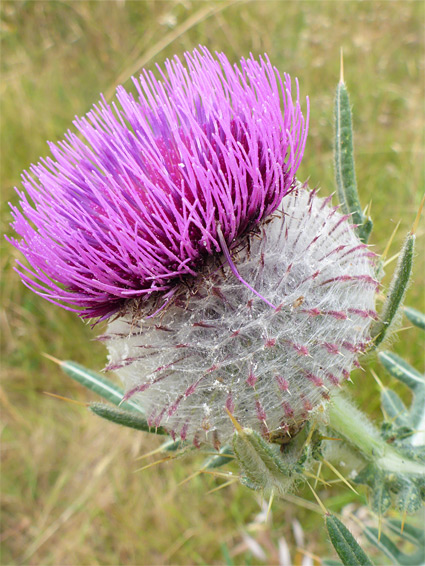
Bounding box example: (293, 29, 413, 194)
(8, 47, 308, 319)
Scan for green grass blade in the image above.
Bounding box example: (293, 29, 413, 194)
(325, 514, 374, 566)
(60, 360, 145, 414)
(334, 78, 372, 243)
(404, 307, 425, 331)
(89, 402, 168, 435)
(371, 234, 415, 348)
(220, 543, 235, 566)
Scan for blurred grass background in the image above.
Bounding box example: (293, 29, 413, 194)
(1, 1, 423, 564)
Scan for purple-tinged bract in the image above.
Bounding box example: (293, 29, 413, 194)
(8, 47, 308, 319)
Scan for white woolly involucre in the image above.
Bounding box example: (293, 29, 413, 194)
(105, 188, 378, 447)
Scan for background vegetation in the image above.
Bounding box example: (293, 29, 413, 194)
(1, 1, 423, 564)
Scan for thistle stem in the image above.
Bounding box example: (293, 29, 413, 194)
(327, 395, 424, 476)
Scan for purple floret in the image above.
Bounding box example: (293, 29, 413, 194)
(8, 46, 309, 319)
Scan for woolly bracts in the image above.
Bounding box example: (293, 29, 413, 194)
(105, 188, 378, 446)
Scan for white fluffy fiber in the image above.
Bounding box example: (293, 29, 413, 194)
(105, 187, 378, 446)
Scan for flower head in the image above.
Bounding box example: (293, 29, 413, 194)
(8, 47, 308, 319)
(106, 187, 378, 446)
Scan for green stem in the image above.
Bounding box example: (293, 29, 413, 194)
(327, 395, 424, 476)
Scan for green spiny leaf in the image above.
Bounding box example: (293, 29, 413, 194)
(381, 422, 414, 443)
(353, 463, 376, 487)
(60, 360, 144, 414)
(363, 528, 402, 564)
(232, 427, 297, 496)
(233, 428, 286, 478)
(359, 218, 373, 246)
(371, 234, 415, 348)
(386, 519, 425, 545)
(89, 402, 168, 435)
(325, 513, 374, 566)
(379, 351, 425, 430)
(239, 475, 261, 491)
(160, 439, 183, 451)
(334, 78, 371, 243)
(204, 446, 234, 469)
(366, 524, 425, 566)
(404, 307, 425, 331)
(396, 550, 425, 566)
(380, 389, 409, 427)
(407, 395, 425, 437)
(396, 481, 422, 514)
(378, 352, 423, 390)
(371, 481, 392, 516)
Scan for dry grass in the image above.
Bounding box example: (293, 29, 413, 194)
(1, 1, 424, 564)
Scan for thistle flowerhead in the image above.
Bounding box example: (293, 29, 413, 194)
(8, 47, 378, 449)
(8, 46, 308, 320)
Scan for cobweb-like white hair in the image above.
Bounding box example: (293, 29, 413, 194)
(104, 187, 378, 447)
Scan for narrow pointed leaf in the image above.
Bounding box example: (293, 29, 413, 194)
(378, 351, 425, 432)
(160, 439, 183, 451)
(386, 519, 425, 545)
(363, 528, 402, 564)
(89, 402, 168, 435)
(396, 481, 422, 514)
(378, 352, 423, 390)
(371, 234, 415, 348)
(358, 218, 373, 245)
(371, 481, 392, 516)
(397, 551, 425, 566)
(381, 389, 409, 427)
(204, 445, 233, 469)
(61, 360, 144, 414)
(408, 391, 425, 438)
(325, 513, 374, 566)
(233, 427, 295, 495)
(366, 526, 425, 566)
(404, 307, 425, 331)
(334, 79, 372, 242)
